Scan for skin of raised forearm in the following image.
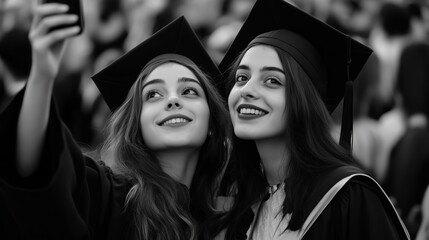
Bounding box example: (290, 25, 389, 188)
(16, 70, 55, 177)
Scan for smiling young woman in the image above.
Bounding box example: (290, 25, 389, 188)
(206, 0, 411, 239)
(0, 3, 230, 240)
(228, 45, 287, 144)
(139, 62, 210, 152)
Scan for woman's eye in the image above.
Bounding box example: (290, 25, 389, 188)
(183, 87, 198, 96)
(235, 74, 248, 83)
(264, 77, 281, 86)
(146, 90, 162, 100)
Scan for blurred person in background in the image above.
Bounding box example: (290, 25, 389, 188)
(0, 0, 32, 115)
(122, 0, 179, 51)
(369, 1, 414, 119)
(205, 0, 256, 65)
(383, 42, 429, 240)
(325, 0, 379, 39)
(176, 0, 223, 44)
(406, 0, 429, 41)
(0, 0, 32, 33)
(84, 0, 127, 60)
(0, 27, 31, 112)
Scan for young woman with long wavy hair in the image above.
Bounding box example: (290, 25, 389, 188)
(205, 0, 410, 239)
(0, 3, 230, 240)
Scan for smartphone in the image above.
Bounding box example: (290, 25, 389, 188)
(42, 0, 85, 35)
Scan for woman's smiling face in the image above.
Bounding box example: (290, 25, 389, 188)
(228, 45, 287, 141)
(140, 62, 210, 151)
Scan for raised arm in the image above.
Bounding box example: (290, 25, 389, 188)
(16, 3, 81, 177)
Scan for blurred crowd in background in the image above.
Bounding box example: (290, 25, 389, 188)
(1, 0, 429, 239)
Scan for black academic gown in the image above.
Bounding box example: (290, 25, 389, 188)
(384, 126, 429, 217)
(383, 126, 429, 238)
(235, 166, 410, 240)
(0, 89, 134, 240)
(303, 166, 409, 240)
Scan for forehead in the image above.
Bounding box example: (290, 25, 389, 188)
(240, 45, 283, 68)
(145, 62, 198, 83)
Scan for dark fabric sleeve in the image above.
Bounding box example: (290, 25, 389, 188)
(0, 89, 130, 240)
(304, 178, 409, 240)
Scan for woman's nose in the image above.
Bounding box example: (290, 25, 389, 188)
(239, 78, 258, 99)
(165, 96, 183, 110)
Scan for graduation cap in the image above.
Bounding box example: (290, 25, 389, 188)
(91, 16, 223, 112)
(219, 0, 373, 151)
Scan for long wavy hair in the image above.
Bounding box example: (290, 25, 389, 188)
(100, 57, 231, 240)
(213, 43, 360, 239)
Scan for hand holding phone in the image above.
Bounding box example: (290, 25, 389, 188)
(42, 0, 84, 35)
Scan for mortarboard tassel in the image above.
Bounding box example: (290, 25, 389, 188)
(339, 80, 353, 152)
(339, 37, 353, 153)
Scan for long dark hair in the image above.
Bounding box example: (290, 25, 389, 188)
(100, 57, 231, 240)
(216, 43, 359, 239)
